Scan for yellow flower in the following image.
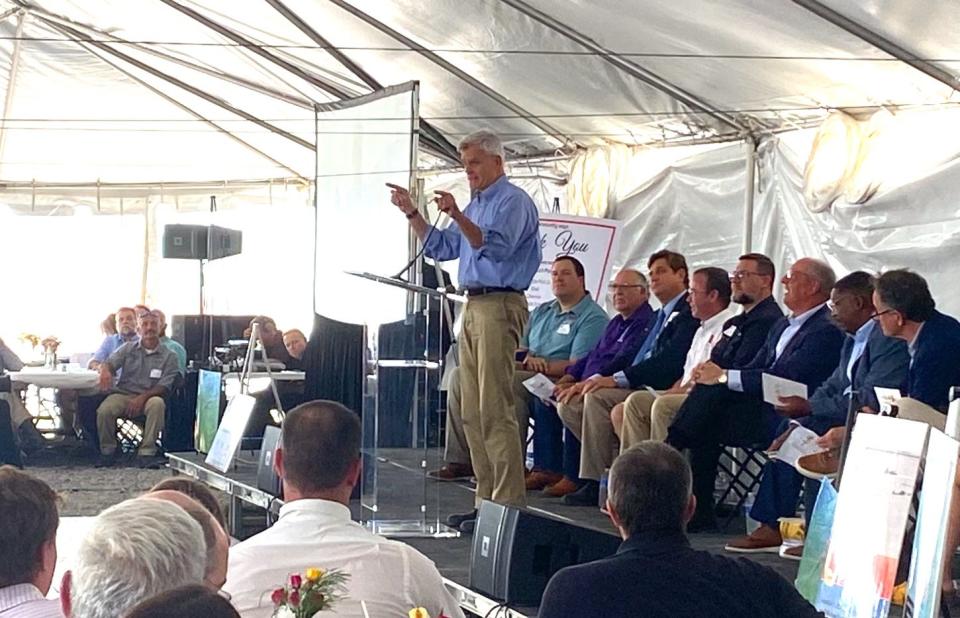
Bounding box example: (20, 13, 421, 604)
(408, 608, 431, 618)
(305, 567, 323, 582)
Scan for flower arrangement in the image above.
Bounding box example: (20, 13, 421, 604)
(19, 333, 39, 348)
(40, 337, 60, 352)
(408, 608, 451, 618)
(270, 567, 349, 618)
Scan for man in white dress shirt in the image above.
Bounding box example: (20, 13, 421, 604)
(616, 266, 737, 446)
(0, 467, 63, 618)
(224, 400, 464, 618)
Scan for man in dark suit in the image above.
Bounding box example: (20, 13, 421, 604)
(538, 442, 823, 618)
(667, 258, 844, 530)
(558, 249, 699, 505)
(725, 271, 909, 553)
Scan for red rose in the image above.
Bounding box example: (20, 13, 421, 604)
(270, 588, 286, 605)
(289, 590, 301, 607)
(290, 574, 303, 589)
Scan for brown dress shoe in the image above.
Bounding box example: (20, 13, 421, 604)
(526, 470, 563, 491)
(542, 477, 580, 497)
(780, 544, 804, 561)
(426, 462, 474, 482)
(797, 449, 840, 479)
(724, 523, 783, 553)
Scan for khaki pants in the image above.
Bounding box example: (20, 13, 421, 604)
(444, 366, 534, 466)
(460, 292, 529, 508)
(96, 393, 165, 456)
(621, 392, 687, 449)
(559, 388, 631, 481)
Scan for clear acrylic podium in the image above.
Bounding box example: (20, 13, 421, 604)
(347, 271, 464, 538)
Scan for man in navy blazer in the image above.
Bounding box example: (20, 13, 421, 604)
(538, 442, 823, 618)
(725, 271, 909, 553)
(667, 258, 844, 530)
(557, 250, 700, 506)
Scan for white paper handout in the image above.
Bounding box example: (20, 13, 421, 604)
(522, 373, 556, 403)
(205, 393, 257, 472)
(770, 421, 824, 469)
(762, 373, 808, 406)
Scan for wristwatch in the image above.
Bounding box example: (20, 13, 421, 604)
(717, 371, 728, 385)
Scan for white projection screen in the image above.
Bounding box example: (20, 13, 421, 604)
(313, 82, 419, 327)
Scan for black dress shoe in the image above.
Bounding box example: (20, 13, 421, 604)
(445, 509, 478, 528)
(561, 480, 599, 506)
(459, 518, 476, 534)
(17, 422, 45, 455)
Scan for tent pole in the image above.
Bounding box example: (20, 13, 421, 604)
(792, 0, 959, 92)
(742, 137, 757, 254)
(323, 0, 578, 151)
(0, 11, 25, 175)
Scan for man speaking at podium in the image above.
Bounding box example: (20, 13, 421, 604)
(388, 130, 541, 530)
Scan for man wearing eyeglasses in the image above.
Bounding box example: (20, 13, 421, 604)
(725, 271, 908, 554)
(667, 258, 844, 531)
(616, 254, 784, 447)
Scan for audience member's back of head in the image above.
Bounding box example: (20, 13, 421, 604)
(70, 498, 206, 618)
(123, 584, 239, 618)
(281, 400, 361, 493)
(608, 443, 692, 536)
(0, 466, 59, 592)
(151, 477, 227, 531)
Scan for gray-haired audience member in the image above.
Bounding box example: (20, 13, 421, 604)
(538, 443, 823, 618)
(61, 498, 206, 618)
(0, 467, 62, 617)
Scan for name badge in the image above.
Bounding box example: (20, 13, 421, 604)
(556, 323, 571, 335)
(149, 368, 162, 379)
(723, 325, 737, 337)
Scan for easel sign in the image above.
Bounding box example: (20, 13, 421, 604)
(904, 430, 960, 618)
(205, 393, 256, 473)
(815, 414, 929, 618)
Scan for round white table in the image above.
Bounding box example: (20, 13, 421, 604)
(8, 368, 100, 390)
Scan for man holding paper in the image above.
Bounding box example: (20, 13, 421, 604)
(667, 258, 845, 530)
(558, 250, 700, 506)
(725, 271, 909, 554)
(527, 268, 654, 497)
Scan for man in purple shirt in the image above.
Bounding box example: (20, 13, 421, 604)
(528, 268, 654, 497)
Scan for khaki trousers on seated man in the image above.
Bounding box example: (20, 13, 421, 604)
(96, 393, 166, 457)
(558, 388, 632, 481)
(441, 366, 535, 471)
(620, 391, 688, 448)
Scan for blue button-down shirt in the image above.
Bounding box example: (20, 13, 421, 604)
(522, 294, 609, 361)
(422, 174, 541, 290)
(92, 333, 138, 364)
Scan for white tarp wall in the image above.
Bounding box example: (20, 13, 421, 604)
(582, 107, 960, 316)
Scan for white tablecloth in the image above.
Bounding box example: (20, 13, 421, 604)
(9, 368, 100, 389)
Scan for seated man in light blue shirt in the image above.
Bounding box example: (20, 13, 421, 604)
(88, 307, 138, 370)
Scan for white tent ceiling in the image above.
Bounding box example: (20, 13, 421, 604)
(0, 0, 957, 186)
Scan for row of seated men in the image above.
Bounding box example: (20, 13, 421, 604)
(0, 400, 823, 618)
(432, 249, 960, 539)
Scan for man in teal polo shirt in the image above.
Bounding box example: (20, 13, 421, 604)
(429, 257, 608, 503)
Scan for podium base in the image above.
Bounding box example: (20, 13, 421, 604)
(363, 519, 461, 539)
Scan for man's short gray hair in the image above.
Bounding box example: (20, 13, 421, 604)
(71, 498, 206, 618)
(619, 268, 649, 291)
(804, 259, 837, 294)
(608, 442, 691, 535)
(457, 130, 505, 160)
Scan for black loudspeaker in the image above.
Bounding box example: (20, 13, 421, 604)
(162, 224, 242, 260)
(469, 500, 622, 605)
(171, 314, 257, 362)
